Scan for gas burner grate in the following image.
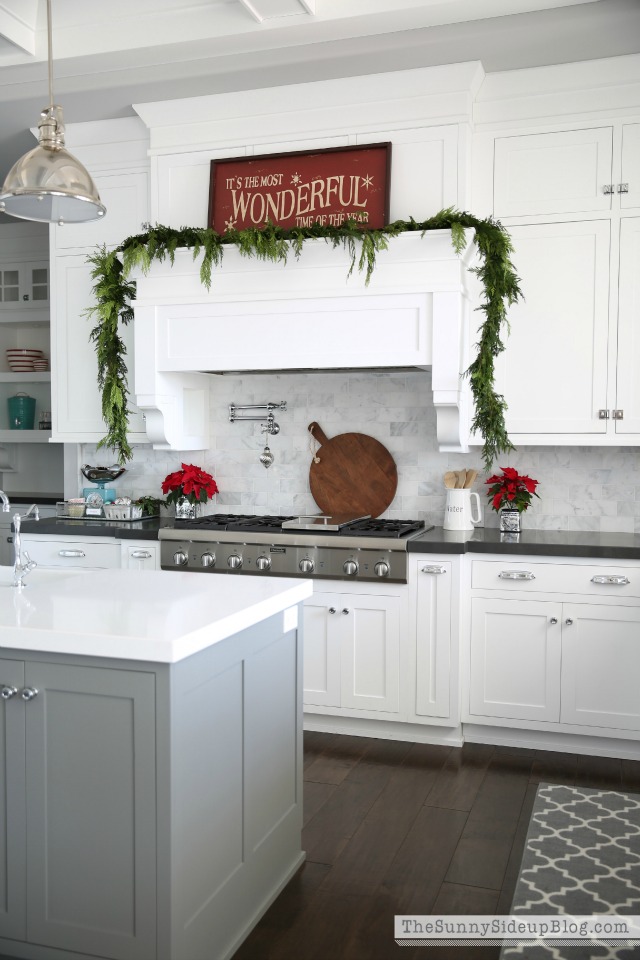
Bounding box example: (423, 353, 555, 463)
(339, 518, 427, 538)
(174, 513, 296, 532)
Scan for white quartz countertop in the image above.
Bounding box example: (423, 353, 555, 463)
(0, 568, 312, 663)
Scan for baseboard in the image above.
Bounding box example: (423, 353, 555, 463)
(303, 713, 464, 746)
(463, 723, 640, 761)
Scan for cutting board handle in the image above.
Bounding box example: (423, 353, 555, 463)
(308, 422, 330, 446)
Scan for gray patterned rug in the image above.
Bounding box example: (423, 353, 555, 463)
(501, 783, 640, 960)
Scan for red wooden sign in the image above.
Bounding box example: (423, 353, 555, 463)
(209, 143, 391, 233)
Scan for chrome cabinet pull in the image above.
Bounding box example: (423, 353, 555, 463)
(130, 550, 152, 559)
(550, 618, 558, 624)
(58, 549, 86, 558)
(422, 565, 446, 575)
(498, 570, 535, 581)
(603, 184, 614, 195)
(21, 687, 38, 701)
(328, 607, 336, 614)
(565, 618, 574, 626)
(0, 685, 18, 700)
(591, 575, 630, 586)
(342, 608, 350, 615)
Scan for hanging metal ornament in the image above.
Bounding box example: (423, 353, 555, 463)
(260, 445, 275, 469)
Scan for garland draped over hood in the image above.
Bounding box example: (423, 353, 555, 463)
(86, 208, 522, 467)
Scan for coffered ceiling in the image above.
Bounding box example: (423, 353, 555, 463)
(0, 0, 638, 194)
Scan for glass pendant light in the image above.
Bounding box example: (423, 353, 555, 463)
(0, 0, 106, 225)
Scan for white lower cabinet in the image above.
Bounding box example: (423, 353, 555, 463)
(303, 586, 403, 717)
(410, 557, 458, 724)
(20, 535, 159, 570)
(466, 556, 640, 737)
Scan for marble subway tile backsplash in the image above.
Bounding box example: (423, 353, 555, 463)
(81, 371, 640, 533)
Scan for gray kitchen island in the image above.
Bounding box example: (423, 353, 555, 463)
(0, 567, 311, 960)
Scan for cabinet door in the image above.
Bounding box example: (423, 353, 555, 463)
(0, 262, 48, 310)
(52, 171, 149, 252)
(0, 660, 25, 942)
(303, 594, 341, 707)
(415, 561, 452, 719)
(50, 255, 147, 443)
(469, 598, 562, 722)
(122, 541, 159, 570)
(614, 218, 640, 433)
(493, 221, 611, 435)
(25, 662, 156, 959)
(340, 594, 400, 714)
(494, 128, 613, 217)
(561, 603, 640, 731)
(19, 536, 121, 568)
(621, 123, 640, 210)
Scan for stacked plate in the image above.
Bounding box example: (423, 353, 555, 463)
(33, 358, 49, 372)
(6, 348, 43, 372)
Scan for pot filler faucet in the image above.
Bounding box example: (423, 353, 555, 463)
(5, 496, 40, 588)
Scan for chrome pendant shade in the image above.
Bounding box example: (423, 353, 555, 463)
(0, 1, 106, 225)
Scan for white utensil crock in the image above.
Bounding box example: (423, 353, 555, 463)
(443, 489, 482, 531)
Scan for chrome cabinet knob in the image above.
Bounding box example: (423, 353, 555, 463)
(565, 618, 574, 625)
(21, 687, 38, 702)
(328, 607, 336, 614)
(374, 561, 390, 578)
(550, 617, 558, 624)
(343, 560, 358, 576)
(173, 551, 188, 566)
(256, 556, 272, 571)
(227, 554, 243, 570)
(0, 685, 18, 700)
(299, 558, 315, 574)
(342, 608, 350, 615)
(200, 552, 215, 568)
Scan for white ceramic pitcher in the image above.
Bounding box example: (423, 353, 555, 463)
(443, 489, 482, 531)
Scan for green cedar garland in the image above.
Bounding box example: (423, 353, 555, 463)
(86, 209, 522, 467)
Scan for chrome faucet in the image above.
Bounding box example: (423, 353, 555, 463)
(0, 490, 10, 513)
(13, 505, 39, 588)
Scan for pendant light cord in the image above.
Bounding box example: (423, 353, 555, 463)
(46, 0, 54, 110)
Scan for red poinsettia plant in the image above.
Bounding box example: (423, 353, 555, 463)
(485, 466, 540, 513)
(162, 463, 219, 507)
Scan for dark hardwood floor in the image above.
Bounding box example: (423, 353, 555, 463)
(233, 732, 640, 960)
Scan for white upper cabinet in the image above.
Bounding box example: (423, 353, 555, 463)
(51, 171, 149, 254)
(620, 123, 640, 209)
(494, 128, 614, 217)
(493, 220, 611, 436)
(0, 263, 48, 310)
(614, 217, 640, 433)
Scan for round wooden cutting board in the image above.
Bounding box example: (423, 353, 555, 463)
(308, 421, 398, 518)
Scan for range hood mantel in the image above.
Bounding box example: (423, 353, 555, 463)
(132, 231, 478, 452)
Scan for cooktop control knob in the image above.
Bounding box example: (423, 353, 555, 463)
(256, 556, 272, 571)
(374, 560, 390, 578)
(299, 558, 315, 574)
(343, 559, 359, 576)
(227, 554, 243, 570)
(173, 551, 188, 566)
(200, 552, 215, 568)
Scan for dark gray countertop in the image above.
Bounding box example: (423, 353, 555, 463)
(18, 518, 640, 560)
(19, 517, 170, 540)
(409, 527, 640, 559)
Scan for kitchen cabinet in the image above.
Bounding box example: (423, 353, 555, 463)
(50, 254, 147, 444)
(611, 217, 640, 432)
(121, 540, 160, 570)
(410, 557, 458, 723)
(494, 127, 615, 217)
(19, 534, 121, 569)
(466, 557, 640, 735)
(49, 166, 150, 445)
(0, 657, 156, 958)
(0, 262, 48, 309)
(303, 587, 402, 716)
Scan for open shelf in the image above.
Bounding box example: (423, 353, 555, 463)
(0, 431, 52, 443)
(0, 372, 51, 383)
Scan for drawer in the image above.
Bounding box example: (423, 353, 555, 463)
(20, 538, 121, 569)
(471, 559, 640, 598)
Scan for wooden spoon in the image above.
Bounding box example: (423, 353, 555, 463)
(455, 470, 466, 488)
(444, 471, 457, 489)
(463, 469, 478, 489)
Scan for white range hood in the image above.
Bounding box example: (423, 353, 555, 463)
(132, 230, 478, 452)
